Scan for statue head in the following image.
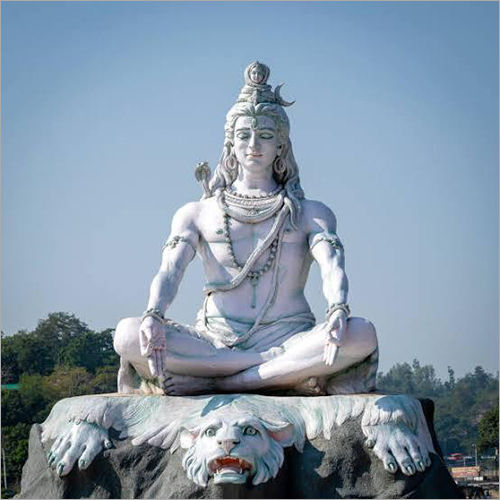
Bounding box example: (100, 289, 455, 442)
(179, 412, 295, 487)
(206, 62, 304, 227)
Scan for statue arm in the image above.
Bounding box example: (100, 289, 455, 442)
(140, 202, 200, 377)
(306, 201, 349, 366)
(307, 201, 349, 306)
(146, 202, 200, 314)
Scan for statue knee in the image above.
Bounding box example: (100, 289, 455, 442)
(364, 320, 378, 353)
(114, 317, 141, 358)
(347, 317, 378, 354)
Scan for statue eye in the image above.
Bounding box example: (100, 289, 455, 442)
(259, 132, 274, 140)
(204, 427, 216, 437)
(243, 426, 259, 436)
(236, 132, 250, 140)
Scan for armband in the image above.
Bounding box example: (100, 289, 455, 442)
(309, 231, 343, 251)
(161, 235, 196, 253)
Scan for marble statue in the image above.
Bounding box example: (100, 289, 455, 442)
(42, 393, 435, 483)
(113, 61, 378, 397)
(21, 63, 452, 496)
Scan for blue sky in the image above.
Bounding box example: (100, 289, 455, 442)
(2, 1, 498, 378)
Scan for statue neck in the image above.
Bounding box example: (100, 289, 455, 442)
(233, 168, 279, 196)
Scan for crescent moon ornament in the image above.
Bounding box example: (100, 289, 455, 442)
(274, 84, 295, 107)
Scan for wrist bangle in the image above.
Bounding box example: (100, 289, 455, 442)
(326, 303, 350, 319)
(141, 308, 165, 324)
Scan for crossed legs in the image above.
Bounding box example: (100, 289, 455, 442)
(113, 316, 377, 395)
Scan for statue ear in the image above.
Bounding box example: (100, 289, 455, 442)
(179, 427, 200, 449)
(263, 421, 295, 447)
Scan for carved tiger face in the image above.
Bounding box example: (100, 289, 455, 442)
(179, 412, 294, 486)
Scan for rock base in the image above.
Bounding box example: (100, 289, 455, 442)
(18, 396, 462, 499)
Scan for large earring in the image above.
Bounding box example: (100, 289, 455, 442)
(225, 151, 238, 172)
(273, 155, 286, 176)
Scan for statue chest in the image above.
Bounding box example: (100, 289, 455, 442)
(200, 213, 306, 267)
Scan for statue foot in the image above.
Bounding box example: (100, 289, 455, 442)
(293, 376, 327, 396)
(162, 372, 215, 396)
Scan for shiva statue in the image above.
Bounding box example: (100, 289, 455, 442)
(114, 61, 378, 397)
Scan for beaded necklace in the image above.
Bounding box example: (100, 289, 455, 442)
(219, 187, 283, 308)
(219, 188, 285, 224)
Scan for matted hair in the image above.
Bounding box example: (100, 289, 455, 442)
(206, 102, 305, 228)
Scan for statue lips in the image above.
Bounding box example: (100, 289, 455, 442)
(209, 456, 253, 484)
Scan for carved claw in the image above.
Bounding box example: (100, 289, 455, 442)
(365, 438, 376, 448)
(386, 461, 397, 474)
(416, 459, 426, 472)
(403, 463, 416, 476)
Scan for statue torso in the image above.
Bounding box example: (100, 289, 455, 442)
(195, 197, 313, 321)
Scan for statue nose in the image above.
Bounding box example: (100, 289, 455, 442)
(218, 438, 240, 454)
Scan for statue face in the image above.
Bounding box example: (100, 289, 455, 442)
(250, 67, 265, 84)
(233, 115, 279, 174)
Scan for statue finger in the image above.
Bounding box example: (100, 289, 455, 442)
(405, 442, 426, 472)
(153, 349, 163, 376)
(323, 344, 330, 365)
(154, 350, 164, 377)
(387, 443, 415, 476)
(329, 343, 339, 366)
(384, 459, 398, 474)
(139, 329, 152, 357)
(159, 349, 167, 375)
(78, 438, 105, 471)
(147, 355, 159, 377)
(49, 436, 63, 459)
(59, 441, 87, 476)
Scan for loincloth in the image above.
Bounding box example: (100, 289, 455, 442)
(193, 310, 317, 351)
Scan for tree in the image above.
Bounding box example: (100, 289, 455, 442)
(59, 330, 118, 373)
(88, 365, 118, 394)
(478, 404, 499, 452)
(1, 313, 117, 382)
(1, 332, 27, 383)
(377, 359, 443, 398)
(1, 423, 31, 493)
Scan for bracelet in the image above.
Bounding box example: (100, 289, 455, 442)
(326, 303, 350, 319)
(141, 308, 165, 324)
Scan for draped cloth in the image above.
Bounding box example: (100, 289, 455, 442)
(193, 311, 316, 351)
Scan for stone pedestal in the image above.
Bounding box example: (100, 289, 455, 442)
(18, 394, 462, 499)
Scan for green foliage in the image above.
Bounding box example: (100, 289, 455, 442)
(1, 313, 118, 383)
(1, 423, 31, 492)
(478, 404, 499, 452)
(88, 365, 118, 394)
(59, 329, 119, 373)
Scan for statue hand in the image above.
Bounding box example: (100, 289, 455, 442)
(323, 310, 347, 367)
(139, 316, 167, 378)
(47, 420, 111, 476)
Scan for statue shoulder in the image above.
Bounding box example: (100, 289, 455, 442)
(171, 200, 203, 232)
(301, 198, 338, 232)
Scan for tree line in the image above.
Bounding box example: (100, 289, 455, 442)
(1, 312, 498, 497)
